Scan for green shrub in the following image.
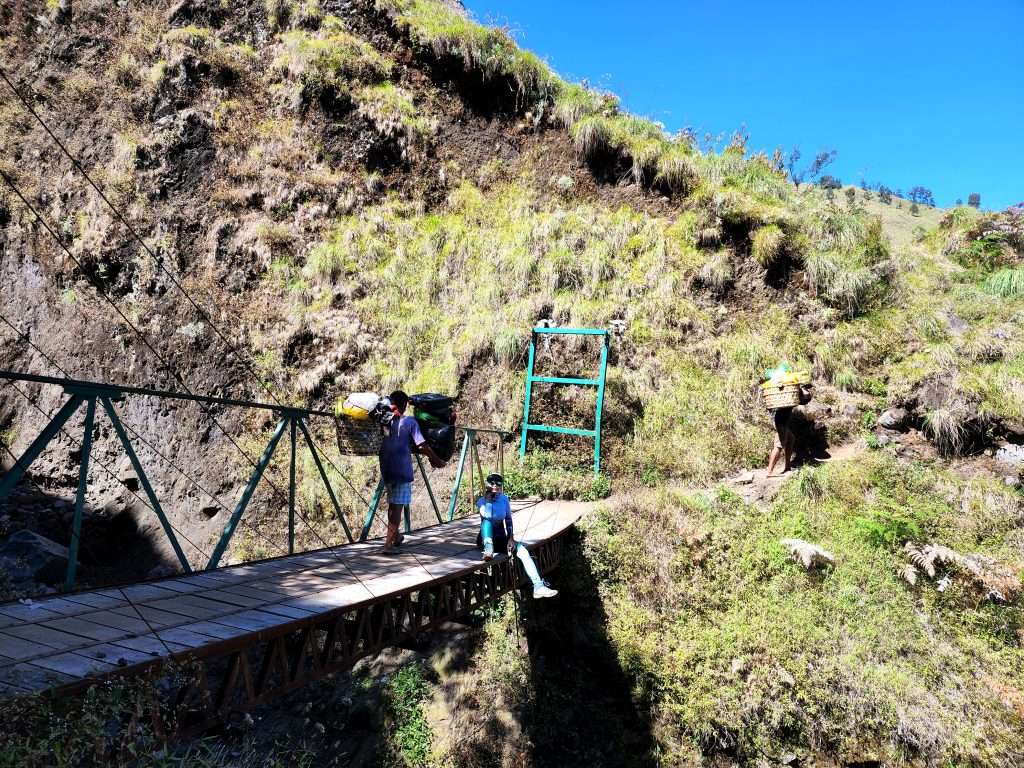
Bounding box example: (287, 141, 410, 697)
(354, 82, 434, 147)
(377, 0, 557, 102)
(278, 19, 391, 102)
(383, 662, 434, 766)
(552, 82, 609, 127)
(503, 451, 609, 500)
(984, 267, 1024, 297)
(580, 453, 1024, 764)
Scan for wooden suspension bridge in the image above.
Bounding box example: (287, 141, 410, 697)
(0, 66, 611, 733)
(0, 333, 606, 730)
(0, 500, 584, 731)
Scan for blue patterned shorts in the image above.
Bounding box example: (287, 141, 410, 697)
(386, 482, 412, 506)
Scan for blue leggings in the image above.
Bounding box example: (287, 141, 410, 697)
(479, 518, 544, 589)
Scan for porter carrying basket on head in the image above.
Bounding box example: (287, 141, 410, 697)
(336, 415, 384, 456)
(761, 383, 802, 409)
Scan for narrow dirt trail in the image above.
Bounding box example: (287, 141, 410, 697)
(725, 438, 867, 508)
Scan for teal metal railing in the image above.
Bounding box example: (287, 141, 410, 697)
(0, 371, 519, 587)
(0, 371, 355, 588)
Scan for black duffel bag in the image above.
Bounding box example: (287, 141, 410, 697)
(410, 393, 455, 426)
(422, 425, 456, 462)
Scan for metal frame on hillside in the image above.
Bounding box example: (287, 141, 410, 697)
(518, 328, 610, 474)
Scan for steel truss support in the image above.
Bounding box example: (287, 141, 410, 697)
(48, 535, 566, 738)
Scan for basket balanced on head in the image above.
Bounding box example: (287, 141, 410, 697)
(762, 383, 803, 409)
(760, 363, 812, 409)
(336, 392, 386, 456)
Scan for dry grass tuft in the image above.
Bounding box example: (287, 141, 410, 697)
(751, 224, 785, 268)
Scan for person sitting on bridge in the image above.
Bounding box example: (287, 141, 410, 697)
(379, 390, 446, 554)
(476, 473, 557, 599)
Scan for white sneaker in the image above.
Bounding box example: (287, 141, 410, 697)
(532, 585, 558, 599)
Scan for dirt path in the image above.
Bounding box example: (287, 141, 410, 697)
(725, 438, 866, 507)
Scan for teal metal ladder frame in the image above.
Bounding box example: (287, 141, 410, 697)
(518, 327, 610, 474)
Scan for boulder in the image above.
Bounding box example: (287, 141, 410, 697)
(995, 443, 1024, 467)
(878, 407, 909, 431)
(0, 531, 69, 584)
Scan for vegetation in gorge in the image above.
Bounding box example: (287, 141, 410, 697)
(582, 453, 1024, 765)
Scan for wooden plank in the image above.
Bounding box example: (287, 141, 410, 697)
(2, 623, 89, 651)
(173, 594, 251, 615)
(179, 620, 250, 641)
(21, 597, 94, 617)
(146, 596, 224, 620)
(30, 652, 118, 679)
(210, 609, 286, 632)
(41, 616, 128, 643)
(0, 631, 61, 661)
(282, 584, 371, 614)
(257, 602, 316, 620)
(61, 591, 126, 610)
(0, 662, 75, 692)
(76, 642, 159, 668)
(218, 583, 297, 602)
(77, 609, 152, 635)
(150, 626, 220, 649)
(152, 579, 205, 594)
(112, 634, 187, 657)
(0, 613, 20, 629)
(108, 604, 195, 630)
(0, 602, 63, 622)
(120, 583, 183, 602)
(166, 573, 230, 589)
(198, 589, 268, 609)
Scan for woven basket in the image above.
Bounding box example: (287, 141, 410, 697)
(335, 416, 383, 456)
(762, 383, 802, 409)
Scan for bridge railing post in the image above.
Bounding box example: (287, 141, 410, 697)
(288, 414, 297, 555)
(446, 430, 471, 522)
(0, 394, 84, 501)
(100, 396, 191, 573)
(207, 416, 288, 569)
(415, 454, 443, 525)
(66, 396, 96, 590)
(361, 479, 385, 542)
(298, 419, 354, 544)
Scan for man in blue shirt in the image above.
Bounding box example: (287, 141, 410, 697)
(476, 473, 557, 599)
(379, 390, 446, 553)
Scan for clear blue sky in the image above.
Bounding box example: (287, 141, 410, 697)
(463, 0, 1023, 210)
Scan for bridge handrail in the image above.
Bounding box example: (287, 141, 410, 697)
(0, 369, 335, 418)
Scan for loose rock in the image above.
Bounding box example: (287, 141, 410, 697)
(0, 530, 70, 584)
(878, 407, 909, 431)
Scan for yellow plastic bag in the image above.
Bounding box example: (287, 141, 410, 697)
(340, 392, 380, 420)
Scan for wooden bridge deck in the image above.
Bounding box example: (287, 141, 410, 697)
(0, 500, 586, 698)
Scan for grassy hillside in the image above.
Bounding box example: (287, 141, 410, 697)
(0, 0, 1023, 766)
